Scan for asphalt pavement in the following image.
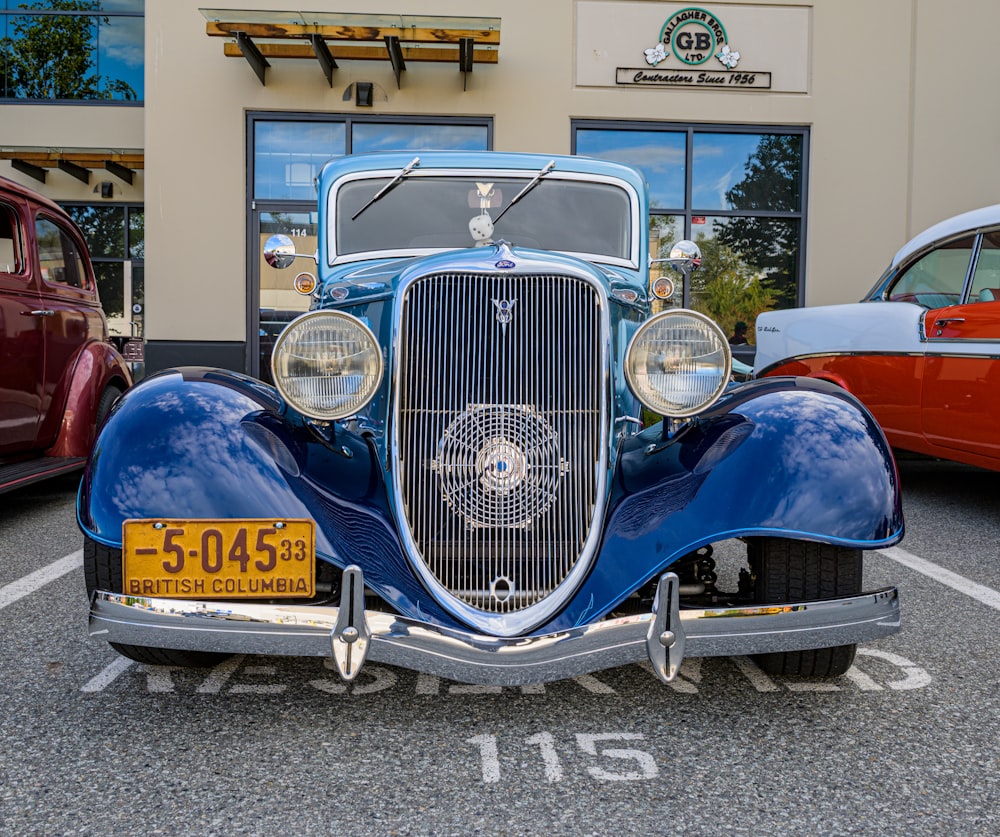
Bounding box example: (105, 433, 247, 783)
(0, 461, 997, 836)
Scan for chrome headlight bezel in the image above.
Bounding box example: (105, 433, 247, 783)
(625, 309, 732, 418)
(270, 309, 384, 421)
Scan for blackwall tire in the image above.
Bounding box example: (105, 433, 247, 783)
(749, 538, 861, 677)
(83, 537, 232, 668)
(94, 385, 121, 434)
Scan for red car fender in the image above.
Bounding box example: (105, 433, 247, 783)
(763, 359, 854, 395)
(46, 340, 132, 458)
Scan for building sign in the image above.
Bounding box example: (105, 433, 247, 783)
(617, 6, 771, 90)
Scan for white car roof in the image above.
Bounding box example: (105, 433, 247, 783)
(892, 204, 1000, 267)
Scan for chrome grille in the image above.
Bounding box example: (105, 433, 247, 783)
(396, 272, 605, 615)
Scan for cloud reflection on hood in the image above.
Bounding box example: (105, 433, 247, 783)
(91, 375, 316, 541)
(744, 390, 898, 540)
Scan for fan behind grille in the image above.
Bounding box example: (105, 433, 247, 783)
(431, 403, 568, 528)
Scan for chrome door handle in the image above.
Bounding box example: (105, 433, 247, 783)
(28, 309, 55, 317)
(934, 317, 965, 326)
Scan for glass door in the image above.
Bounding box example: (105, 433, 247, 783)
(252, 208, 318, 383)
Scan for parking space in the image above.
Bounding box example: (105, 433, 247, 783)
(0, 459, 996, 835)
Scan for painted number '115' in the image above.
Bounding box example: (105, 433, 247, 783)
(468, 732, 658, 783)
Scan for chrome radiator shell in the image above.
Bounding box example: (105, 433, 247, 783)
(391, 268, 609, 636)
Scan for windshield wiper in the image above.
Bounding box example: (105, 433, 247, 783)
(492, 160, 555, 226)
(351, 156, 420, 221)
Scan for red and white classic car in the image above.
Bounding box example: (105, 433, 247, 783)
(754, 204, 1000, 471)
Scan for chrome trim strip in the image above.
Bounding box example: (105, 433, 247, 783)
(89, 585, 900, 687)
(756, 347, 1000, 378)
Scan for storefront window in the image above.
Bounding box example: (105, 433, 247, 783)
(62, 202, 144, 335)
(573, 121, 807, 336)
(0, 2, 144, 101)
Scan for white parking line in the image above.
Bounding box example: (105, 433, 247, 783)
(880, 546, 1000, 611)
(0, 550, 82, 610)
(81, 656, 134, 693)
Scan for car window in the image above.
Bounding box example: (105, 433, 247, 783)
(35, 216, 88, 290)
(0, 202, 22, 275)
(887, 234, 975, 308)
(968, 229, 1000, 303)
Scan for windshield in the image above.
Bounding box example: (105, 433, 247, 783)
(331, 174, 632, 262)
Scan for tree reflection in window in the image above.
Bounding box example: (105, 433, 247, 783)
(714, 135, 802, 312)
(1, 1, 140, 101)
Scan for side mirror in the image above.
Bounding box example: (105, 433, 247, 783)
(650, 240, 701, 300)
(263, 234, 296, 269)
(663, 239, 702, 279)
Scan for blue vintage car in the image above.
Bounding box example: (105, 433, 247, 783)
(79, 151, 902, 684)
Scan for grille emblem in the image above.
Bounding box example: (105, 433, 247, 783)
(491, 297, 517, 332)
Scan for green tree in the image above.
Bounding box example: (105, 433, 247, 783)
(689, 234, 774, 342)
(0, 1, 136, 100)
(715, 135, 802, 309)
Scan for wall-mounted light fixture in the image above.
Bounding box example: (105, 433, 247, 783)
(355, 81, 374, 107)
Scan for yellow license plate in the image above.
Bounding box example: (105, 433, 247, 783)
(123, 519, 315, 599)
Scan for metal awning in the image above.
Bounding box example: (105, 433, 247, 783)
(0, 149, 143, 185)
(199, 9, 500, 88)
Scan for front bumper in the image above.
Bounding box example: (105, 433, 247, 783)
(89, 567, 900, 685)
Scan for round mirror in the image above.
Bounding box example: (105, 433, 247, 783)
(668, 239, 702, 270)
(264, 234, 296, 269)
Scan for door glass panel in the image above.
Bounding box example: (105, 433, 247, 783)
(969, 230, 1000, 303)
(887, 235, 975, 307)
(94, 262, 125, 334)
(258, 211, 318, 384)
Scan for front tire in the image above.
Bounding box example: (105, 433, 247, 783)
(84, 537, 231, 668)
(748, 538, 861, 677)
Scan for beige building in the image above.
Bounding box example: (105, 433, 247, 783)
(3, 0, 999, 377)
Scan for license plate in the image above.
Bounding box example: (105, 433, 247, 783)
(123, 519, 315, 599)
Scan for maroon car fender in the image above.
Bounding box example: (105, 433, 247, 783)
(47, 340, 131, 458)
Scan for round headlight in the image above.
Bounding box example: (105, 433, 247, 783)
(271, 310, 383, 420)
(625, 309, 731, 417)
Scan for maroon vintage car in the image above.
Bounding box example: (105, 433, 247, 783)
(0, 176, 131, 493)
